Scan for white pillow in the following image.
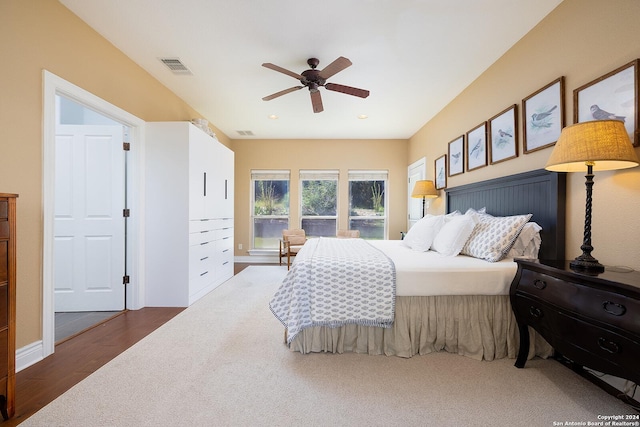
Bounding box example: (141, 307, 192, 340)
(432, 213, 478, 256)
(508, 222, 542, 258)
(461, 214, 532, 262)
(403, 215, 445, 252)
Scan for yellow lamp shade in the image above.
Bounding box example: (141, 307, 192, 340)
(545, 120, 639, 172)
(411, 180, 438, 198)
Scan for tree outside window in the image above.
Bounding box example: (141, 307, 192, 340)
(349, 171, 387, 239)
(300, 174, 337, 237)
(252, 171, 290, 249)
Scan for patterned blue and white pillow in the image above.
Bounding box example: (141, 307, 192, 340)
(461, 214, 532, 262)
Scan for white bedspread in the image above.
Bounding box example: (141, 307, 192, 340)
(269, 238, 396, 344)
(368, 240, 517, 297)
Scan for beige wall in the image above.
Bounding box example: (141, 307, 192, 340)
(0, 0, 229, 348)
(410, 0, 640, 271)
(233, 138, 409, 253)
(3, 0, 640, 352)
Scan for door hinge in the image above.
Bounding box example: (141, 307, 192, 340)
(123, 142, 131, 151)
(123, 208, 130, 217)
(123, 275, 130, 284)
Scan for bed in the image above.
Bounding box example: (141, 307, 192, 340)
(270, 169, 566, 360)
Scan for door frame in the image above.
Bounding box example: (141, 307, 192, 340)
(42, 70, 146, 358)
(407, 157, 426, 230)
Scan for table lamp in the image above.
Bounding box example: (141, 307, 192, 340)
(411, 180, 438, 218)
(545, 120, 639, 273)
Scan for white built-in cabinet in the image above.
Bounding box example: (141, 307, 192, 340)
(145, 121, 234, 307)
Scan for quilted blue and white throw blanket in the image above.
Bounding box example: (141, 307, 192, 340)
(269, 237, 396, 344)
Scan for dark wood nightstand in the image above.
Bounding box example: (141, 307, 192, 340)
(510, 259, 640, 389)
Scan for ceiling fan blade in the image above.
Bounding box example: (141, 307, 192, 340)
(310, 90, 323, 113)
(262, 63, 304, 80)
(318, 56, 352, 80)
(325, 83, 370, 98)
(262, 86, 304, 101)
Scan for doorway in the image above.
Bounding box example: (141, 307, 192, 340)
(53, 96, 127, 341)
(42, 70, 145, 359)
(407, 157, 427, 230)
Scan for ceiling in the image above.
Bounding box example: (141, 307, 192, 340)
(59, 0, 563, 140)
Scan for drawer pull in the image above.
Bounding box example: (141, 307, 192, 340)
(529, 306, 543, 319)
(200, 241, 209, 246)
(602, 301, 626, 316)
(200, 271, 209, 277)
(223, 249, 229, 252)
(200, 256, 209, 261)
(597, 337, 620, 354)
(533, 279, 547, 290)
(222, 261, 229, 265)
(200, 230, 210, 234)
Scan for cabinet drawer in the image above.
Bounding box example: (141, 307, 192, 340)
(0, 201, 6, 219)
(0, 220, 8, 239)
(518, 270, 578, 306)
(557, 312, 640, 377)
(189, 245, 215, 277)
(189, 219, 220, 233)
(189, 230, 216, 246)
(512, 294, 559, 337)
(572, 286, 640, 335)
(215, 227, 233, 240)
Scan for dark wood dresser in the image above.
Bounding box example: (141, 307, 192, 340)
(510, 258, 640, 389)
(0, 193, 17, 420)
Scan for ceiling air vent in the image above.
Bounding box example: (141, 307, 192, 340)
(159, 57, 192, 75)
(236, 130, 254, 136)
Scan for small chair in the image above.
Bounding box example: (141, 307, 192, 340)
(279, 229, 307, 269)
(337, 229, 360, 238)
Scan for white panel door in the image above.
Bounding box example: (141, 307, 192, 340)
(407, 157, 427, 230)
(54, 125, 125, 311)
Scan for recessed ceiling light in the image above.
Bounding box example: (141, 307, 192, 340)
(268, 114, 278, 120)
(357, 114, 368, 119)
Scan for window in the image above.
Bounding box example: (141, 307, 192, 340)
(300, 170, 338, 237)
(251, 170, 290, 249)
(348, 170, 388, 239)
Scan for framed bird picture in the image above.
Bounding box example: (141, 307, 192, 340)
(489, 104, 518, 164)
(574, 59, 639, 146)
(466, 122, 487, 171)
(522, 77, 565, 153)
(447, 135, 464, 176)
(434, 154, 447, 190)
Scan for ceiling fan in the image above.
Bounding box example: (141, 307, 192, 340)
(261, 57, 370, 113)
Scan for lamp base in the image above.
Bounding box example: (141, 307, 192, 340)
(570, 256, 605, 274)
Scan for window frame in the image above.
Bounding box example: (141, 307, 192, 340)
(299, 169, 339, 238)
(348, 170, 389, 240)
(250, 170, 290, 250)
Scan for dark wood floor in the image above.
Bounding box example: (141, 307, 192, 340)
(3, 263, 258, 426)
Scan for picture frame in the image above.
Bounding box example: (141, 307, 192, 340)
(447, 135, 464, 176)
(489, 104, 518, 164)
(574, 59, 639, 146)
(434, 154, 447, 190)
(522, 77, 565, 153)
(466, 122, 487, 171)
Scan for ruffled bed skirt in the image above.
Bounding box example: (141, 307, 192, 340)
(287, 295, 552, 360)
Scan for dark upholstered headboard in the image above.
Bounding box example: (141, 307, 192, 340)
(445, 169, 566, 261)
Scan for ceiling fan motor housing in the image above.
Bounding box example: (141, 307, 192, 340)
(301, 69, 325, 92)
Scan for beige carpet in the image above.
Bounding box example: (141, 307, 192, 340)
(22, 266, 636, 427)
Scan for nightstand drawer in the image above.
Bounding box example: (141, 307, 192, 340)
(517, 269, 578, 310)
(511, 294, 559, 336)
(557, 312, 640, 377)
(573, 287, 640, 335)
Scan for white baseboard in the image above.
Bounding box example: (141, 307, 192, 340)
(16, 340, 45, 373)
